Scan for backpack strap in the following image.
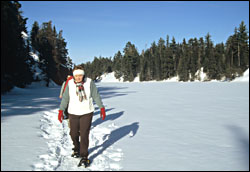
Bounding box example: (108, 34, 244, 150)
(63, 76, 73, 94)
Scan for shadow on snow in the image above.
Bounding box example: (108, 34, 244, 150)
(1, 84, 132, 122)
(91, 111, 124, 129)
(97, 85, 136, 100)
(226, 125, 249, 169)
(1, 87, 61, 122)
(89, 122, 139, 162)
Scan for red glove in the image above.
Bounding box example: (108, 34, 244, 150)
(58, 110, 63, 123)
(100, 107, 106, 120)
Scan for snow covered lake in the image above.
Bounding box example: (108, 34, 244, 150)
(1, 82, 249, 171)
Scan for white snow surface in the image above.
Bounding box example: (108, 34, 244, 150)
(30, 52, 40, 62)
(1, 81, 249, 171)
(98, 72, 123, 82)
(233, 69, 249, 82)
(21, 31, 28, 39)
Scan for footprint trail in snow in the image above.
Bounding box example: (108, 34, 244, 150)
(33, 109, 123, 171)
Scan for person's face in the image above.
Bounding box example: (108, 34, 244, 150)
(74, 74, 83, 83)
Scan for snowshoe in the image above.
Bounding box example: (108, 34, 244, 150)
(71, 151, 80, 158)
(78, 157, 91, 168)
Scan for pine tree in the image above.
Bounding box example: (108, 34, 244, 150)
(123, 42, 140, 81)
(225, 35, 234, 77)
(113, 51, 123, 79)
(165, 44, 174, 79)
(189, 38, 199, 81)
(198, 37, 205, 73)
(139, 50, 146, 81)
(31, 21, 40, 53)
(56, 30, 69, 65)
(214, 43, 225, 80)
(147, 42, 156, 80)
(205, 33, 222, 80)
(237, 21, 249, 71)
(35, 21, 55, 86)
(152, 38, 163, 80)
(177, 39, 189, 81)
(92, 57, 102, 79)
(1, 1, 34, 93)
(170, 37, 178, 76)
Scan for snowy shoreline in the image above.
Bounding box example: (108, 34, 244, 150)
(98, 68, 249, 83)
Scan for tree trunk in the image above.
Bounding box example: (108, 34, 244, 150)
(238, 43, 240, 67)
(231, 51, 233, 67)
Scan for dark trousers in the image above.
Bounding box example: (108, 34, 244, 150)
(69, 112, 93, 158)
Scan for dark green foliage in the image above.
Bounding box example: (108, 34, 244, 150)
(82, 22, 248, 82)
(177, 39, 189, 81)
(1, 1, 73, 93)
(1, 1, 34, 93)
(224, 21, 249, 80)
(81, 56, 113, 81)
(31, 21, 39, 53)
(122, 42, 140, 81)
(113, 51, 123, 79)
(30, 20, 72, 86)
(2, 1, 247, 92)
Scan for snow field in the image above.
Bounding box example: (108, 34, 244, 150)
(1, 77, 248, 171)
(96, 82, 249, 171)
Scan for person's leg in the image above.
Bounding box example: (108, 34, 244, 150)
(79, 112, 93, 158)
(69, 114, 80, 152)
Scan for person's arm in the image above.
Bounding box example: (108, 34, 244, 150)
(59, 82, 66, 98)
(90, 80, 106, 120)
(59, 83, 69, 111)
(90, 80, 104, 108)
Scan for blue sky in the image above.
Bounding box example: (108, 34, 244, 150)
(20, 1, 249, 65)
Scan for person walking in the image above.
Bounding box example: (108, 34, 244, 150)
(58, 65, 106, 167)
(59, 75, 72, 121)
(59, 75, 72, 99)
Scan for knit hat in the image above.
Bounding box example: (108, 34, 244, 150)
(73, 69, 84, 76)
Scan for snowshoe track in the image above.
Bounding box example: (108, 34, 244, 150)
(33, 109, 123, 171)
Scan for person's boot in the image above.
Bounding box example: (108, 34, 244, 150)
(71, 148, 80, 158)
(78, 157, 91, 167)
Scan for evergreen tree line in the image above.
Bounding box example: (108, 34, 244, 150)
(81, 21, 249, 82)
(1, 1, 72, 93)
(1, 1, 248, 95)
(30, 20, 73, 86)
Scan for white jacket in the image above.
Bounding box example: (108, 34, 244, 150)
(60, 77, 104, 115)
